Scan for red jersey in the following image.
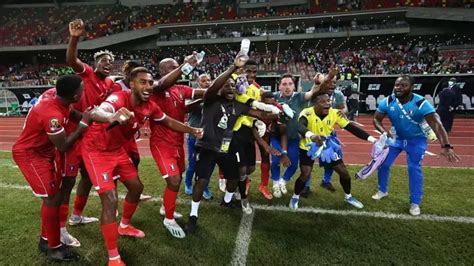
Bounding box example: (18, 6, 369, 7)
(66, 63, 114, 133)
(149, 85, 194, 146)
(73, 63, 114, 112)
(38, 88, 56, 101)
(12, 95, 70, 157)
(82, 91, 165, 152)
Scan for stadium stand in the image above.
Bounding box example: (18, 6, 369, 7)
(0, 0, 471, 46)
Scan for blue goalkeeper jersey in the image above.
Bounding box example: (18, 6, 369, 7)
(377, 93, 435, 140)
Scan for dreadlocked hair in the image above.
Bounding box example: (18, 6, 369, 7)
(93, 49, 115, 62)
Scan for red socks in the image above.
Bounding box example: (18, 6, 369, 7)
(101, 222, 119, 259)
(219, 168, 224, 179)
(40, 204, 46, 239)
(41, 202, 60, 248)
(260, 162, 270, 187)
(72, 195, 88, 216)
(120, 200, 138, 226)
(163, 187, 177, 220)
(59, 203, 69, 228)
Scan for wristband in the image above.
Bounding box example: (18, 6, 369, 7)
(367, 136, 377, 144)
(442, 144, 453, 149)
(79, 121, 89, 128)
(281, 150, 288, 155)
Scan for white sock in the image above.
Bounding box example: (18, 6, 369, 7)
(224, 191, 234, 203)
(292, 194, 300, 200)
(279, 179, 286, 185)
(60, 227, 67, 234)
(119, 222, 129, 228)
(345, 193, 352, 199)
(190, 201, 200, 217)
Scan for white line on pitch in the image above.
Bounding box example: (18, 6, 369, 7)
(230, 211, 255, 266)
(1, 182, 473, 224)
(251, 204, 474, 224)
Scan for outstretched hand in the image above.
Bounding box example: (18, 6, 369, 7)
(234, 52, 249, 68)
(439, 148, 460, 162)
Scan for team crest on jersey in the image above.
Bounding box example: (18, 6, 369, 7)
(49, 118, 61, 131)
(390, 106, 395, 111)
(102, 172, 109, 182)
(69, 165, 75, 172)
(326, 120, 331, 125)
(107, 94, 119, 103)
(165, 92, 170, 97)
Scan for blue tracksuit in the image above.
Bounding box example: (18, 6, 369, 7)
(270, 138, 299, 182)
(376, 93, 436, 205)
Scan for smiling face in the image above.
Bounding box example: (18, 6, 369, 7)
(393, 77, 412, 99)
(279, 77, 295, 97)
(313, 93, 331, 116)
(94, 55, 113, 77)
(130, 72, 154, 103)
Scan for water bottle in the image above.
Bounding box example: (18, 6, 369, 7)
(181, 51, 206, 75)
(240, 38, 250, 55)
(196, 51, 205, 64)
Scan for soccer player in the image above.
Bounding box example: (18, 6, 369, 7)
(305, 75, 346, 196)
(291, 91, 377, 210)
(185, 53, 279, 234)
(12, 75, 88, 262)
(83, 67, 202, 265)
(111, 60, 154, 201)
(253, 91, 285, 200)
(184, 73, 215, 199)
(229, 59, 263, 212)
(61, 19, 115, 245)
(149, 56, 207, 238)
(270, 71, 333, 198)
(372, 75, 460, 216)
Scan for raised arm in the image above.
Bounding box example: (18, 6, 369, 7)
(153, 52, 198, 94)
(304, 66, 338, 101)
(66, 19, 86, 73)
(204, 53, 248, 102)
(425, 112, 460, 162)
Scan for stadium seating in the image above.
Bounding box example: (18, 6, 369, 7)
(0, 0, 471, 45)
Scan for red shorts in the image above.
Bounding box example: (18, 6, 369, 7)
(123, 138, 140, 163)
(63, 140, 82, 177)
(150, 144, 185, 178)
(13, 151, 61, 197)
(82, 148, 137, 194)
